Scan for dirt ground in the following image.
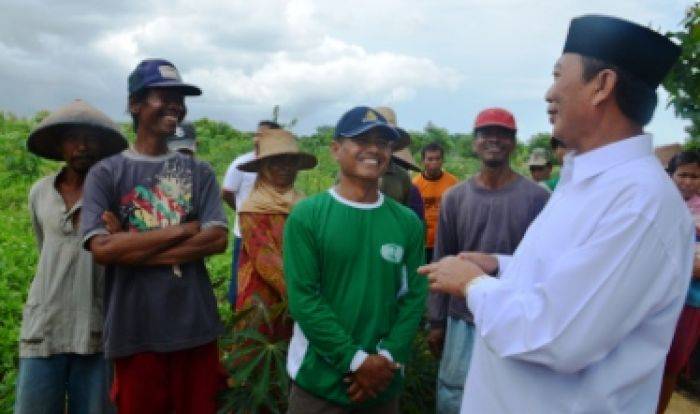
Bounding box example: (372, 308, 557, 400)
(668, 392, 700, 414)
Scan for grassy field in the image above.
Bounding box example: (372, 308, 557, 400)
(0, 112, 538, 412)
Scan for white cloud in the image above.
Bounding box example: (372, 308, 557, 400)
(84, 0, 462, 125)
(188, 36, 460, 111)
(0, 0, 692, 142)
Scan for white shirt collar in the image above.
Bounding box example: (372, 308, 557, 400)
(560, 134, 652, 186)
(328, 188, 384, 209)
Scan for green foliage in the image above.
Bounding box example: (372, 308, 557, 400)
(663, 2, 700, 141)
(527, 132, 552, 153)
(400, 327, 439, 413)
(219, 297, 290, 414)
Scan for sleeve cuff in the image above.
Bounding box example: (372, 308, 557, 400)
(377, 348, 394, 363)
(494, 254, 512, 277)
(349, 350, 369, 372)
(466, 275, 501, 316)
(82, 228, 109, 250)
(201, 221, 229, 230)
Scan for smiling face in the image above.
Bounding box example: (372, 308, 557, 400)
(473, 126, 516, 168)
(331, 129, 392, 182)
(545, 53, 597, 150)
(131, 88, 186, 138)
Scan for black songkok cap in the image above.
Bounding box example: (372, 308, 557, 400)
(563, 14, 681, 89)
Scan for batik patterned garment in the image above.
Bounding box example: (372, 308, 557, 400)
(235, 213, 290, 339)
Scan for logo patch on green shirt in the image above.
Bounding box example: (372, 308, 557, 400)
(380, 243, 404, 264)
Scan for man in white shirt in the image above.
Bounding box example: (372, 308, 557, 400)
(419, 14, 692, 413)
(222, 120, 280, 304)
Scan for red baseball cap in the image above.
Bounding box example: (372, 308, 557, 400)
(473, 107, 517, 132)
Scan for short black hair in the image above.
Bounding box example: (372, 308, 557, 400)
(551, 137, 565, 150)
(258, 120, 281, 129)
(667, 150, 700, 175)
(421, 142, 445, 159)
(580, 55, 657, 127)
(127, 89, 149, 131)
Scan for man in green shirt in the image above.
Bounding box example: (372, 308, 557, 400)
(284, 106, 427, 413)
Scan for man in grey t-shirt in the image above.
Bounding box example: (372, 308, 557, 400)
(427, 108, 549, 413)
(81, 59, 228, 413)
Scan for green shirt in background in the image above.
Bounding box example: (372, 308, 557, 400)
(546, 173, 560, 191)
(284, 189, 427, 407)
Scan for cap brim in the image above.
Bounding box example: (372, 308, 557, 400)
(147, 81, 202, 96)
(237, 152, 318, 173)
(475, 122, 517, 132)
(338, 123, 399, 141)
(27, 123, 128, 161)
(168, 140, 196, 152)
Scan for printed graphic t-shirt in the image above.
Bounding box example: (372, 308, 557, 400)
(80, 150, 227, 358)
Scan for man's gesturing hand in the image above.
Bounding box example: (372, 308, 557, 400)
(418, 255, 485, 297)
(457, 252, 498, 275)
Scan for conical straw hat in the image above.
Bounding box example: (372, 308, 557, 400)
(27, 99, 127, 161)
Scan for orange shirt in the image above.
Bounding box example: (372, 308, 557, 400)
(413, 171, 459, 248)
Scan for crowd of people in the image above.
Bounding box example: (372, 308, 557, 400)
(12, 13, 700, 414)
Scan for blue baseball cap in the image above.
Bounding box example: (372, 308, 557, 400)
(128, 58, 202, 96)
(334, 106, 400, 141)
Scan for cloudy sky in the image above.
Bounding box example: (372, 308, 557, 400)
(0, 0, 692, 145)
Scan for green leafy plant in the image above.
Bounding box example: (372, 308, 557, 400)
(219, 296, 290, 414)
(663, 2, 700, 142)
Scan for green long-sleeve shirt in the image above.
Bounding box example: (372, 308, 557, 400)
(284, 189, 427, 407)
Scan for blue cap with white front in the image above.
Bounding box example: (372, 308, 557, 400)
(334, 106, 400, 141)
(128, 58, 202, 96)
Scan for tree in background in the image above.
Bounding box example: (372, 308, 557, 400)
(271, 105, 298, 129)
(527, 132, 552, 153)
(663, 2, 699, 146)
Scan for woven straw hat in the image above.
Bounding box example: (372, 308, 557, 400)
(238, 129, 317, 173)
(527, 148, 550, 167)
(374, 106, 410, 151)
(27, 100, 127, 161)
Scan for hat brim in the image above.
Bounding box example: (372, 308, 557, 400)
(27, 123, 128, 161)
(337, 123, 399, 141)
(474, 122, 517, 132)
(392, 155, 421, 172)
(146, 81, 202, 96)
(392, 128, 411, 152)
(237, 152, 318, 173)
